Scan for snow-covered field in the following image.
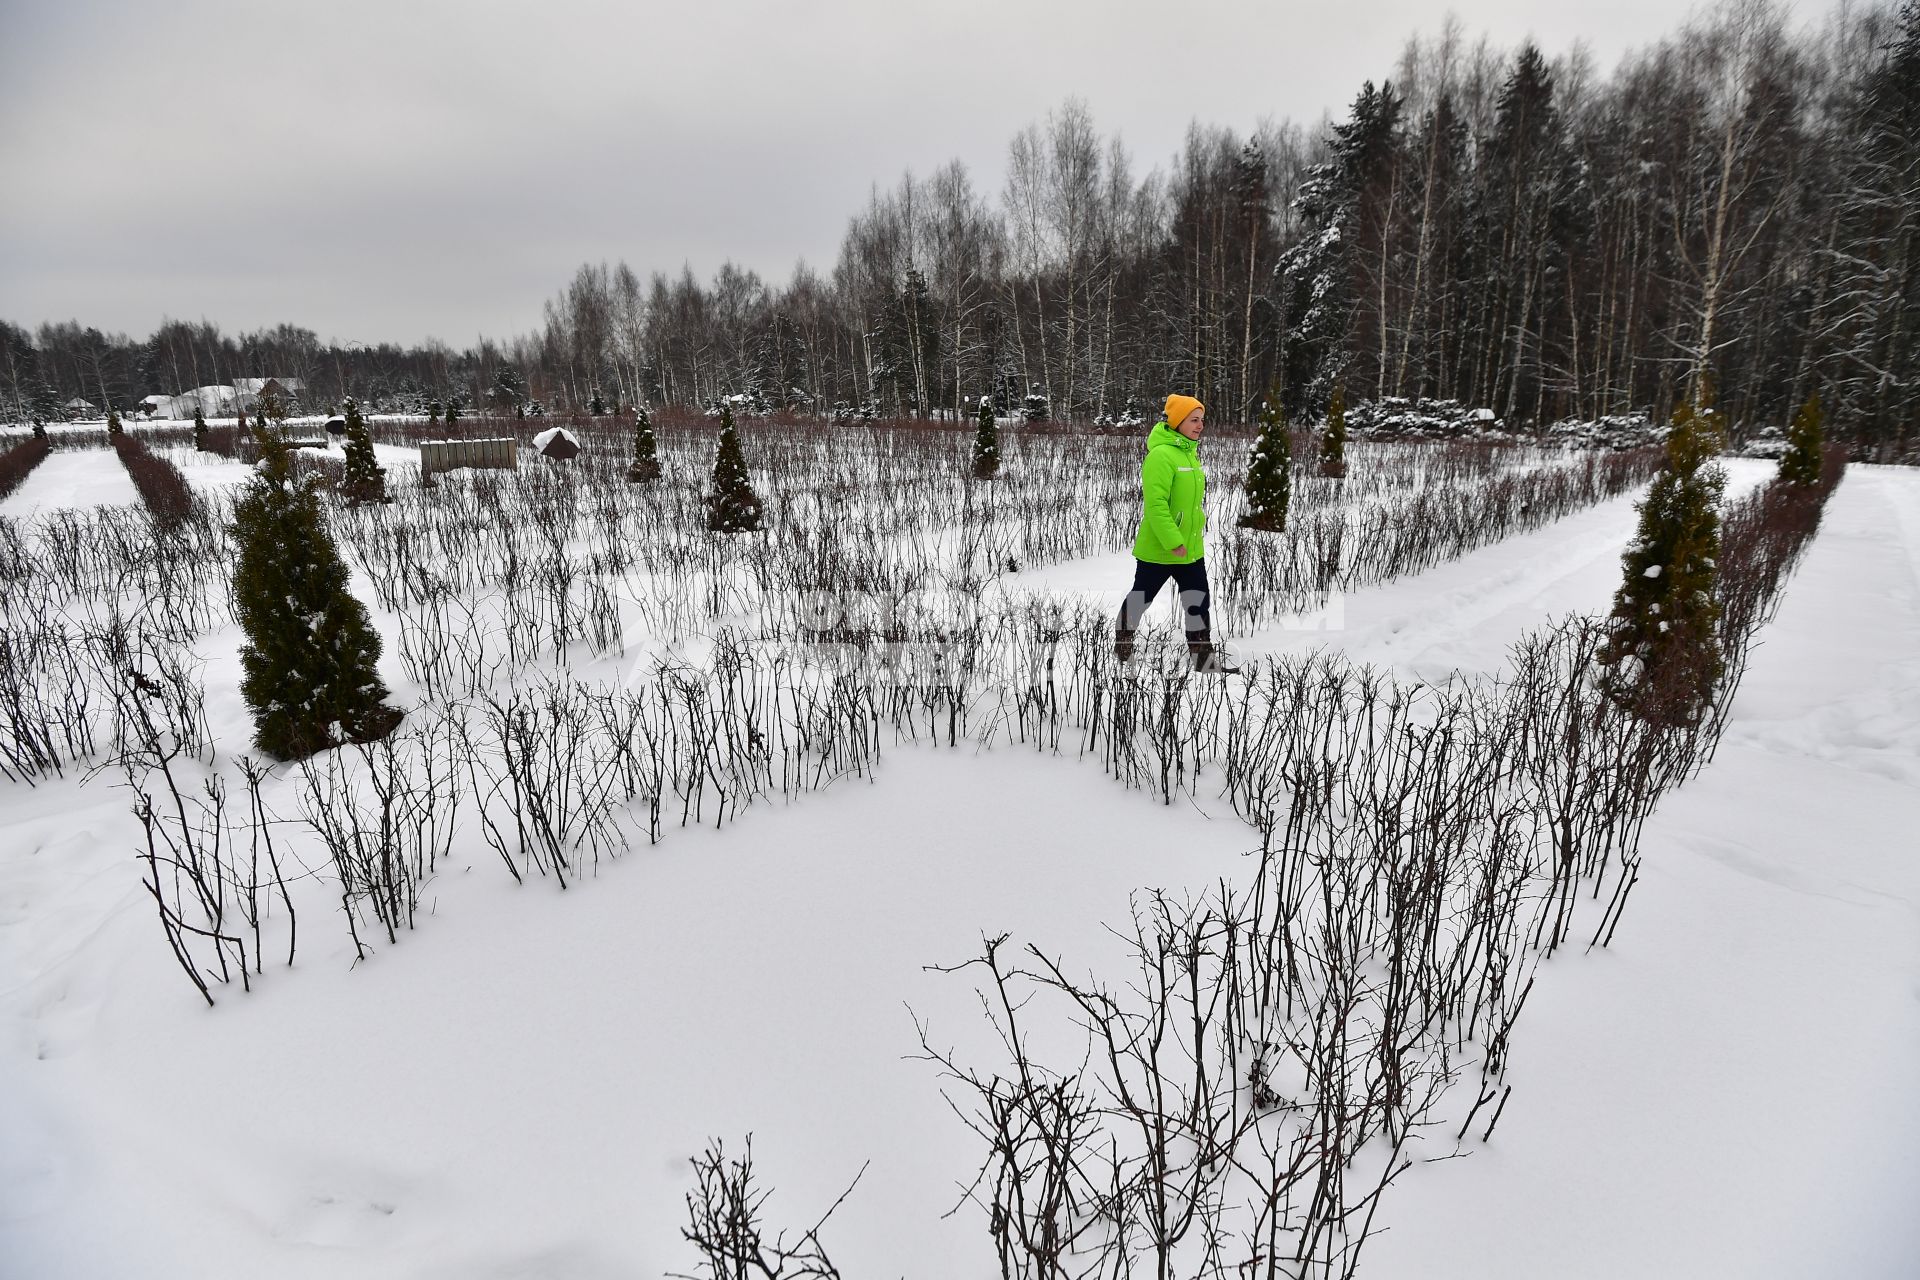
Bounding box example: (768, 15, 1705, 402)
(1, 447, 1913, 1277)
(1366, 463, 1920, 1278)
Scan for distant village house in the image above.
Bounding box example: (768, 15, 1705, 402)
(137, 377, 306, 420)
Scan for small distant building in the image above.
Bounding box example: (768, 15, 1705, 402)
(168, 385, 237, 419)
(234, 377, 306, 413)
(138, 394, 173, 418)
(64, 397, 96, 419)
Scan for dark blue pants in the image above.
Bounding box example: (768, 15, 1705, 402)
(1117, 557, 1211, 639)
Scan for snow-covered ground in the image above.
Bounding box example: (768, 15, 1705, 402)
(1367, 463, 1920, 1279)
(1, 457, 1913, 1277)
(0, 447, 139, 519)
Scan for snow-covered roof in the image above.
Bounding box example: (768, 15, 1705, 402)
(234, 377, 305, 393)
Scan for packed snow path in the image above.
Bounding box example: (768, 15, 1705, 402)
(1369, 464, 1920, 1279)
(1008, 458, 1776, 679)
(0, 446, 138, 519)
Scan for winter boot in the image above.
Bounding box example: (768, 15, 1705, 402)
(1189, 635, 1241, 675)
(1114, 612, 1137, 663)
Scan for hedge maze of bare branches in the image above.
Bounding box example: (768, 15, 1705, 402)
(0, 420, 1843, 1274)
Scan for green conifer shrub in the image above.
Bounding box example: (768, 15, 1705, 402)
(1597, 379, 1728, 726)
(340, 397, 387, 504)
(705, 406, 763, 532)
(1780, 391, 1824, 487)
(972, 396, 1000, 479)
(192, 405, 209, 451)
(230, 426, 401, 759)
(1319, 384, 1348, 478)
(626, 405, 662, 483)
(1240, 385, 1292, 530)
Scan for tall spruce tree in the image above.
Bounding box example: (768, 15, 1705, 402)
(231, 427, 401, 759)
(1779, 391, 1824, 487)
(192, 404, 209, 451)
(626, 404, 662, 482)
(971, 396, 1000, 479)
(1241, 385, 1292, 530)
(339, 397, 387, 504)
(705, 405, 763, 532)
(1279, 81, 1405, 410)
(1319, 384, 1349, 478)
(1597, 378, 1727, 725)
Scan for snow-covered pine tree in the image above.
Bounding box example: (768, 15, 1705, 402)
(971, 396, 1000, 479)
(340, 397, 387, 504)
(445, 399, 461, 427)
(32, 419, 46, 440)
(1241, 385, 1292, 530)
(1319, 384, 1349, 478)
(428, 399, 442, 425)
(230, 426, 401, 760)
(492, 365, 528, 414)
(1279, 81, 1405, 412)
(28, 381, 60, 428)
(1779, 390, 1824, 487)
(705, 406, 762, 532)
(192, 404, 208, 451)
(1597, 378, 1728, 725)
(106, 406, 123, 437)
(589, 389, 606, 416)
(626, 404, 662, 483)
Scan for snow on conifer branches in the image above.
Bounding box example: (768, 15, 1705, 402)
(1597, 380, 1729, 726)
(705, 405, 763, 533)
(230, 426, 401, 760)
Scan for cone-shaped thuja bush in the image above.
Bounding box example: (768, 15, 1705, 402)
(972, 396, 1000, 479)
(705, 405, 763, 532)
(1780, 391, 1824, 488)
(1319, 383, 1348, 479)
(627, 404, 662, 482)
(1240, 385, 1292, 531)
(340, 397, 387, 504)
(1597, 377, 1727, 725)
(106, 406, 123, 437)
(231, 425, 401, 760)
(192, 405, 208, 451)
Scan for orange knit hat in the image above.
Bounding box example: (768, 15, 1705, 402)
(1164, 394, 1204, 428)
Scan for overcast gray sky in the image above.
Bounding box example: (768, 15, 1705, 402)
(0, 0, 1816, 346)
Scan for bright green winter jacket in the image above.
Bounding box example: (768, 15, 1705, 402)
(1131, 420, 1207, 564)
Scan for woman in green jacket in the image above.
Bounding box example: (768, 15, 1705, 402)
(1114, 394, 1240, 674)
